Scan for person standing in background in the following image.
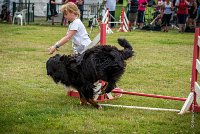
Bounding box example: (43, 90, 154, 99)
(49, 0, 58, 25)
(175, 0, 190, 32)
(76, 0, 84, 21)
(102, 0, 118, 28)
(68, 0, 77, 3)
(188, 0, 197, 28)
(128, 0, 139, 30)
(61, 0, 68, 25)
(137, 0, 148, 29)
(162, 0, 174, 32)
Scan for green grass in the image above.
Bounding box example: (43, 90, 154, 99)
(0, 23, 200, 134)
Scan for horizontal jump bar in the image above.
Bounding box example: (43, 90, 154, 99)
(100, 104, 180, 112)
(112, 88, 187, 101)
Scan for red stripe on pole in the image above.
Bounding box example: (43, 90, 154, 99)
(120, 8, 125, 32)
(100, 23, 106, 45)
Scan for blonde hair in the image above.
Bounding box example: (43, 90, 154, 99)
(61, 2, 80, 18)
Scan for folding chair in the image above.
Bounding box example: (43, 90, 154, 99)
(12, 9, 27, 26)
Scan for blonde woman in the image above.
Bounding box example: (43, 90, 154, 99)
(48, 2, 91, 54)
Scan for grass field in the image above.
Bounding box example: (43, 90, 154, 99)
(0, 23, 200, 134)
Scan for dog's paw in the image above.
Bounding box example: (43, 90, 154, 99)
(97, 105, 102, 110)
(80, 101, 88, 106)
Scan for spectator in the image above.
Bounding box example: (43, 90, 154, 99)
(68, 0, 77, 3)
(102, 0, 119, 28)
(150, 0, 163, 26)
(188, 0, 197, 28)
(196, 1, 200, 26)
(49, 0, 58, 25)
(0, 4, 11, 22)
(137, 0, 148, 29)
(76, 0, 84, 21)
(128, 0, 139, 30)
(175, 0, 190, 32)
(162, 0, 174, 32)
(61, 0, 68, 25)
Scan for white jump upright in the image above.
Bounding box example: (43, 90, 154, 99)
(179, 28, 200, 114)
(118, 8, 130, 32)
(91, 8, 129, 33)
(101, 9, 113, 34)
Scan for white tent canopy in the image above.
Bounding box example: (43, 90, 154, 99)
(33, 0, 102, 16)
(0, 0, 102, 16)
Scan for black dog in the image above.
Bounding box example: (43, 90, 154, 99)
(46, 38, 134, 109)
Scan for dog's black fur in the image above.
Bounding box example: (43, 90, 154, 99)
(46, 38, 134, 108)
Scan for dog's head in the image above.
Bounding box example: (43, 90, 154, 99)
(46, 54, 68, 84)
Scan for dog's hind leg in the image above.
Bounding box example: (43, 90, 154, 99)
(80, 84, 102, 109)
(79, 94, 88, 106)
(87, 99, 102, 109)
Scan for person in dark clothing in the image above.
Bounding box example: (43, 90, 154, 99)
(188, 0, 197, 28)
(0, 4, 11, 22)
(76, 0, 84, 21)
(175, 0, 190, 32)
(61, 0, 68, 25)
(49, 0, 58, 25)
(128, 0, 139, 30)
(50, 0, 58, 17)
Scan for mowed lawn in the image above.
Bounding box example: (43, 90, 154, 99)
(0, 23, 200, 134)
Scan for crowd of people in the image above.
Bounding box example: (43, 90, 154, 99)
(49, 0, 199, 33)
(128, 0, 200, 33)
(49, 0, 119, 27)
(1, 0, 199, 33)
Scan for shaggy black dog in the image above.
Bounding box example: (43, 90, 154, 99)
(46, 38, 134, 109)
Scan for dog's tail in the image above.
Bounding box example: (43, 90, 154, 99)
(118, 38, 134, 60)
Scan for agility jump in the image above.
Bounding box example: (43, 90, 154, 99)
(100, 28, 200, 114)
(179, 28, 200, 114)
(103, 7, 130, 32)
(118, 8, 130, 32)
(90, 7, 130, 33)
(68, 22, 200, 113)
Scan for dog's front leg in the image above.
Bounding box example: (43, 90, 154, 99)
(87, 99, 102, 109)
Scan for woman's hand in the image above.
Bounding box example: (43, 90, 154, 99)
(48, 45, 57, 54)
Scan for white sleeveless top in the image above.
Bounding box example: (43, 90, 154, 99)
(163, 1, 172, 14)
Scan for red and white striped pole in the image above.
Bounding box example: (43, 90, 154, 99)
(120, 8, 125, 32)
(100, 23, 107, 45)
(190, 28, 200, 112)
